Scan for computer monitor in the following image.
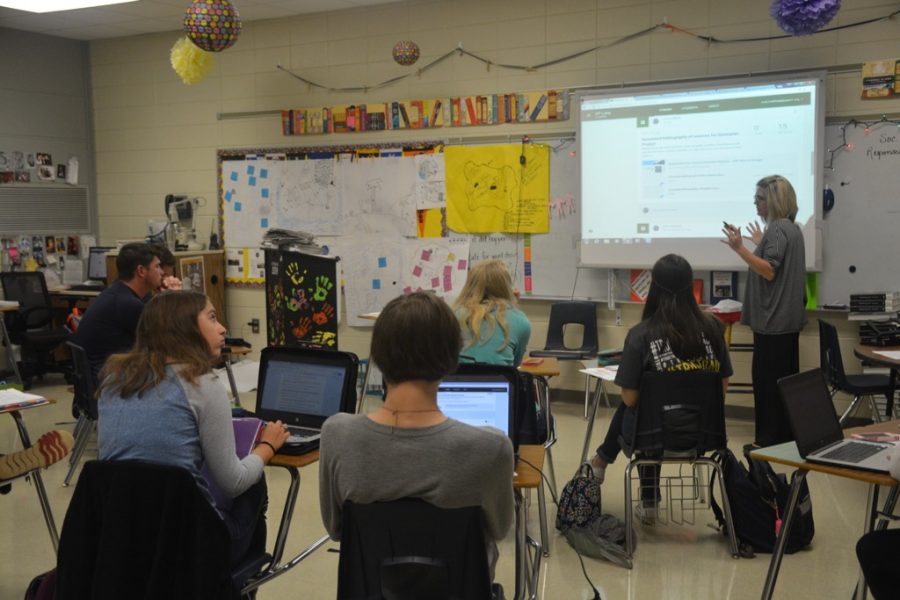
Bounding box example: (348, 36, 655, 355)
(87, 246, 113, 282)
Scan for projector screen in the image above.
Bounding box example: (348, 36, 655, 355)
(578, 71, 824, 271)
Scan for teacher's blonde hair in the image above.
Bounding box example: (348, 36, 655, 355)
(757, 175, 798, 223)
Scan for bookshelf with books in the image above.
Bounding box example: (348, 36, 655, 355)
(281, 89, 568, 136)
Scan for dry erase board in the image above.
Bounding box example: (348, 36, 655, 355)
(820, 121, 900, 304)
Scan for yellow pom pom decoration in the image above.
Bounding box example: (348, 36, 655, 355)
(170, 36, 214, 85)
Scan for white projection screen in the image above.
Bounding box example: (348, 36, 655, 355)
(578, 71, 824, 271)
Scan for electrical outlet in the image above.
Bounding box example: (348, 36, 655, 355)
(248, 318, 260, 334)
(615, 308, 622, 327)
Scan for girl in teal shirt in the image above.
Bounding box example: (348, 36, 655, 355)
(454, 260, 531, 366)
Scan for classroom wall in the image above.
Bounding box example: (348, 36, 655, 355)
(85, 0, 900, 397)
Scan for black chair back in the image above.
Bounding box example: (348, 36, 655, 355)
(534, 301, 598, 358)
(57, 460, 266, 600)
(628, 370, 727, 456)
(818, 319, 849, 389)
(338, 499, 494, 600)
(0, 271, 55, 339)
(67, 341, 98, 420)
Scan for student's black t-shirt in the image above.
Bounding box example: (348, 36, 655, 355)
(72, 279, 146, 377)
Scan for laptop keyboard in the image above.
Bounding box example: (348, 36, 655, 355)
(819, 441, 887, 463)
(286, 425, 320, 444)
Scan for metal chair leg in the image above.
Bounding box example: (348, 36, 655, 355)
(839, 395, 864, 425)
(624, 461, 636, 557)
(64, 420, 94, 487)
(69, 414, 87, 465)
(707, 457, 740, 558)
(867, 395, 883, 423)
(537, 474, 550, 557)
(544, 446, 558, 503)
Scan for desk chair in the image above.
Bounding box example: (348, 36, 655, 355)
(620, 370, 739, 559)
(818, 319, 895, 426)
(530, 301, 599, 418)
(0, 271, 71, 389)
(57, 460, 271, 600)
(338, 499, 503, 600)
(64, 342, 97, 486)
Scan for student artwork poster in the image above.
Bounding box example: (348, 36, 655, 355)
(444, 143, 550, 234)
(336, 237, 470, 327)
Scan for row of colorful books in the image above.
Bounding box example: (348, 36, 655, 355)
(281, 89, 569, 135)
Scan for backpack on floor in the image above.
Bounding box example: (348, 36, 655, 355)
(710, 448, 814, 556)
(24, 568, 56, 600)
(556, 464, 601, 532)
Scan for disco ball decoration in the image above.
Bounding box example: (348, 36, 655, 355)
(183, 0, 242, 52)
(770, 0, 841, 36)
(392, 40, 420, 66)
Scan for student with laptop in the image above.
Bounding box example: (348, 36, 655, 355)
(318, 291, 515, 572)
(584, 254, 732, 519)
(454, 259, 531, 366)
(97, 291, 290, 566)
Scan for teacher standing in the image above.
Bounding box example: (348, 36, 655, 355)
(722, 175, 807, 447)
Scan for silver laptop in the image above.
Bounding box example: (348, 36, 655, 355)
(254, 346, 358, 446)
(778, 369, 894, 473)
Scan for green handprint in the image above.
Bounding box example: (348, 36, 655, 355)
(311, 275, 334, 301)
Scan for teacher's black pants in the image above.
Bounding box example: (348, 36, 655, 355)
(752, 331, 799, 447)
(856, 529, 900, 599)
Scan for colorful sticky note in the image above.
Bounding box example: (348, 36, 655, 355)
(448, 253, 456, 261)
(224, 190, 233, 201)
(431, 277, 440, 288)
(260, 168, 268, 178)
(261, 188, 269, 198)
(234, 202, 242, 212)
(403, 286, 412, 295)
(246, 165, 255, 175)
(260, 218, 269, 228)
(421, 249, 432, 261)
(458, 259, 467, 270)
(377, 257, 387, 268)
(229, 171, 238, 182)
(412, 265, 423, 277)
(443, 265, 452, 276)
(372, 279, 381, 290)
(248, 176, 257, 186)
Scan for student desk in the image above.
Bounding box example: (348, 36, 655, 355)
(243, 449, 327, 592)
(514, 444, 545, 600)
(853, 344, 900, 418)
(751, 421, 900, 600)
(220, 345, 251, 407)
(0, 398, 60, 552)
(578, 365, 618, 466)
(518, 358, 559, 558)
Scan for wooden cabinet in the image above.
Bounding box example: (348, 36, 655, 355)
(105, 250, 227, 328)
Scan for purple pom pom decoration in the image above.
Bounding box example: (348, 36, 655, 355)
(770, 0, 841, 36)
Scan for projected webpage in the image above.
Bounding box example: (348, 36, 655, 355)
(578, 78, 820, 269)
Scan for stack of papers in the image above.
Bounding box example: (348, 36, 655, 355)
(261, 228, 324, 254)
(0, 389, 48, 410)
(579, 365, 619, 382)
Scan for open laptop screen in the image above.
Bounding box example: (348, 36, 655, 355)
(260, 360, 346, 417)
(778, 369, 844, 456)
(437, 375, 512, 436)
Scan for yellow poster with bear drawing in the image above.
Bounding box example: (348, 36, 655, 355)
(444, 144, 550, 233)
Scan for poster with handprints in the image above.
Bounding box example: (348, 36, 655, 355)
(265, 250, 340, 348)
(444, 144, 550, 234)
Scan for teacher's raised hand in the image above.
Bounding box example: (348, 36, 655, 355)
(744, 221, 764, 245)
(721, 222, 743, 251)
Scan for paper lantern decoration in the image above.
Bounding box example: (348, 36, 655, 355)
(770, 0, 841, 36)
(183, 0, 242, 52)
(392, 40, 420, 66)
(171, 36, 214, 85)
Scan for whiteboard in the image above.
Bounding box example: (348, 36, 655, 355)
(820, 121, 900, 304)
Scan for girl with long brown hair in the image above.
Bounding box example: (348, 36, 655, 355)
(97, 291, 289, 565)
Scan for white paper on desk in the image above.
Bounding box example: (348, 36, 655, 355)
(579, 365, 619, 381)
(874, 350, 900, 360)
(0, 389, 45, 408)
(0, 300, 20, 309)
(213, 359, 260, 394)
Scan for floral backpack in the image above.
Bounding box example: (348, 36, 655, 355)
(555, 464, 601, 532)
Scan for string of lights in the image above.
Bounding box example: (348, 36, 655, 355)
(826, 116, 900, 171)
(277, 7, 900, 94)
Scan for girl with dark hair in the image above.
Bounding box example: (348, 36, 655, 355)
(97, 291, 289, 565)
(585, 255, 732, 518)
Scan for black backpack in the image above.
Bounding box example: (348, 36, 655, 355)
(710, 448, 814, 556)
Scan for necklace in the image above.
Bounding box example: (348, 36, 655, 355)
(380, 405, 442, 427)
